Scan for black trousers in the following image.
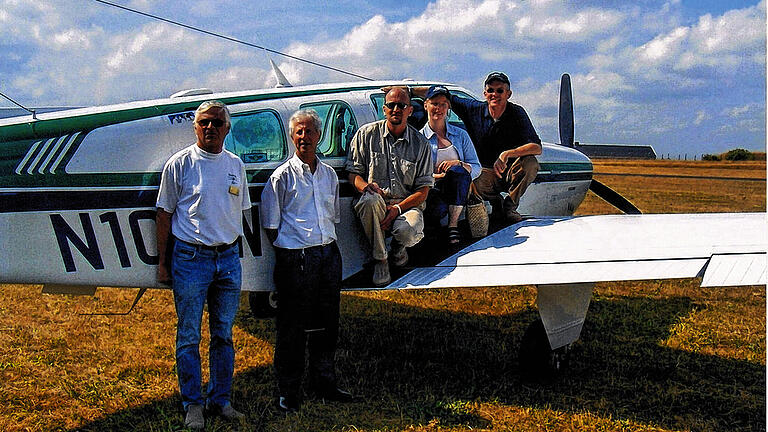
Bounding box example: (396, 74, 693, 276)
(273, 241, 342, 398)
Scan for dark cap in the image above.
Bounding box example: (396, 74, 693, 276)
(425, 85, 451, 100)
(484, 71, 510, 87)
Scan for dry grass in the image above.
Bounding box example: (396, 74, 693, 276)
(578, 159, 766, 215)
(0, 159, 764, 431)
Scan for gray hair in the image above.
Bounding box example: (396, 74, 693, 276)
(289, 109, 323, 136)
(195, 100, 231, 127)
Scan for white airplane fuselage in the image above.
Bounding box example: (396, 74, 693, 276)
(0, 80, 592, 291)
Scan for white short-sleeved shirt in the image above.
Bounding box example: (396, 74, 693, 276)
(260, 153, 340, 249)
(156, 144, 251, 246)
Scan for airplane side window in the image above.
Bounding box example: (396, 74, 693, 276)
(299, 101, 358, 158)
(370, 94, 385, 120)
(224, 110, 286, 163)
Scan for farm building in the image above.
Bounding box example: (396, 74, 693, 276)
(574, 142, 656, 159)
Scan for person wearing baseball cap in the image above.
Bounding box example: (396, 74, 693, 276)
(414, 72, 541, 224)
(419, 85, 482, 244)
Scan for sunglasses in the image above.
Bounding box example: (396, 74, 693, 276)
(384, 101, 408, 110)
(197, 118, 225, 127)
(485, 87, 506, 94)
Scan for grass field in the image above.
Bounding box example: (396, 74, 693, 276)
(0, 159, 764, 431)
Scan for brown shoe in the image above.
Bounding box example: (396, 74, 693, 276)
(502, 197, 523, 224)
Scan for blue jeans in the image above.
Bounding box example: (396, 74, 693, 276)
(426, 165, 472, 224)
(171, 240, 242, 411)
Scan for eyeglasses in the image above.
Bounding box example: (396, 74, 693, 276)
(485, 87, 506, 94)
(197, 118, 225, 127)
(384, 101, 408, 110)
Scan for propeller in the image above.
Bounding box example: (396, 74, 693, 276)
(558, 73, 641, 214)
(559, 73, 574, 148)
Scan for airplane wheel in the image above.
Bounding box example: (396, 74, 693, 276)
(519, 318, 570, 380)
(249, 291, 278, 319)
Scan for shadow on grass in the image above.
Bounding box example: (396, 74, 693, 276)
(70, 293, 765, 431)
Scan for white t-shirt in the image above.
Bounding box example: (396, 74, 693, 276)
(435, 144, 460, 169)
(156, 144, 251, 246)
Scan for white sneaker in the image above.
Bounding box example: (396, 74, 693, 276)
(391, 243, 408, 267)
(373, 261, 391, 286)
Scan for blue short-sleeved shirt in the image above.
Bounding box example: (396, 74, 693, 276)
(449, 95, 541, 168)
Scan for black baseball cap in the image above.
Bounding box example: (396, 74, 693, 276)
(425, 85, 451, 100)
(484, 71, 510, 87)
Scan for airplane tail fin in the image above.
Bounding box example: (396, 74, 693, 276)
(558, 73, 574, 148)
(270, 59, 292, 88)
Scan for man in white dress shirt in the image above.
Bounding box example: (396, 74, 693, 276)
(260, 109, 352, 413)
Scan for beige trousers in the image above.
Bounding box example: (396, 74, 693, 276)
(354, 192, 424, 261)
(473, 155, 539, 214)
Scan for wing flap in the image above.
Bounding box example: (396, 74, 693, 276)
(701, 253, 767, 287)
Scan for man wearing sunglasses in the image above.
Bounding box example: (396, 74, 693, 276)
(415, 72, 541, 223)
(346, 87, 433, 286)
(156, 100, 250, 429)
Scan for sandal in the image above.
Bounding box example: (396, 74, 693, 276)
(447, 227, 461, 244)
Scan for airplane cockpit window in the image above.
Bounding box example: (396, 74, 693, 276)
(370, 90, 471, 130)
(299, 101, 358, 159)
(225, 109, 286, 163)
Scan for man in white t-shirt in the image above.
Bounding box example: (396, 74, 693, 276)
(156, 100, 251, 429)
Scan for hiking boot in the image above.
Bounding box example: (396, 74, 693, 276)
(277, 396, 300, 413)
(373, 260, 391, 286)
(502, 197, 523, 224)
(505, 211, 523, 224)
(391, 242, 408, 267)
(184, 404, 205, 430)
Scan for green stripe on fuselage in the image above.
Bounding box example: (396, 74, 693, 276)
(0, 163, 590, 189)
(0, 85, 385, 142)
(538, 162, 593, 172)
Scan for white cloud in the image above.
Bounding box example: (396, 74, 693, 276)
(693, 110, 710, 125)
(281, 0, 626, 83)
(636, 27, 689, 62)
(632, 1, 765, 75)
(723, 103, 760, 118)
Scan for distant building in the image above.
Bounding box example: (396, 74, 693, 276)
(574, 142, 656, 159)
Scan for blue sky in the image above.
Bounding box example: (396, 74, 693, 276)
(1, 0, 765, 157)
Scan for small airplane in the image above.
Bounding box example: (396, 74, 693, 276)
(1, 72, 764, 373)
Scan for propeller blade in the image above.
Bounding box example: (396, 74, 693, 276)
(589, 179, 642, 214)
(559, 73, 574, 148)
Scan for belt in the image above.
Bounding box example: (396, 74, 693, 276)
(276, 241, 335, 254)
(180, 239, 237, 252)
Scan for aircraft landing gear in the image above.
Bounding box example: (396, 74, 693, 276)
(248, 291, 278, 319)
(519, 318, 572, 380)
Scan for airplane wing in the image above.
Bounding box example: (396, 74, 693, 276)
(383, 213, 767, 290)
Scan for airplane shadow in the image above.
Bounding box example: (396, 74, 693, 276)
(70, 292, 765, 431)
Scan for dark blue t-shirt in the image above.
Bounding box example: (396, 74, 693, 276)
(449, 95, 541, 168)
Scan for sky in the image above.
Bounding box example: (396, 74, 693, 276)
(1, 0, 765, 158)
